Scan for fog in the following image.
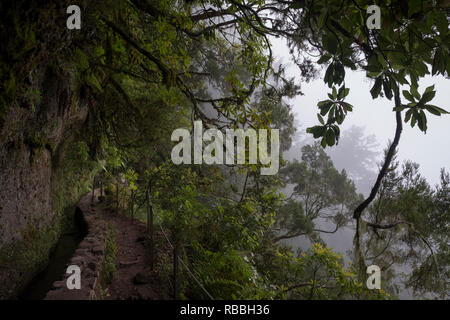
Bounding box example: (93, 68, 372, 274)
(272, 37, 450, 187)
(271, 37, 449, 299)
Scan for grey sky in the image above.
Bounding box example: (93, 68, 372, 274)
(272, 38, 450, 187)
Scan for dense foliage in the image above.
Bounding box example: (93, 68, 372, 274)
(1, 0, 448, 299)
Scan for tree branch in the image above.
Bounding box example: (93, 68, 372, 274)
(353, 86, 403, 220)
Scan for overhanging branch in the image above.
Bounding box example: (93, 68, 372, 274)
(353, 86, 403, 220)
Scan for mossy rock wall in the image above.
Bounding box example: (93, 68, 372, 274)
(0, 63, 93, 299)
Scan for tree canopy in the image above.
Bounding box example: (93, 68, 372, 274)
(1, 0, 449, 300)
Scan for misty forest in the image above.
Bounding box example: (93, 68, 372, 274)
(0, 0, 449, 300)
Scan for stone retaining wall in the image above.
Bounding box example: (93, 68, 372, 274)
(45, 199, 107, 300)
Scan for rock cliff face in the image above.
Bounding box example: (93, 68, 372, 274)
(0, 64, 93, 299)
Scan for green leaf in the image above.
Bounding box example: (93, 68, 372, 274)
(370, 77, 382, 99)
(328, 106, 335, 121)
(393, 105, 406, 112)
(317, 100, 332, 108)
(325, 129, 335, 146)
(366, 54, 382, 73)
(425, 105, 441, 116)
(318, 99, 331, 107)
(388, 52, 406, 69)
(324, 63, 334, 87)
(343, 58, 356, 70)
(321, 136, 327, 148)
(340, 101, 353, 112)
(314, 128, 325, 138)
(404, 108, 413, 123)
(318, 10, 327, 28)
(402, 90, 415, 102)
(319, 101, 333, 116)
(344, 88, 350, 98)
(75, 48, 89, 71)
(447, 55, 450, 76)
(336, 110, 344, 124)
(307, 125, 326, 138)
(417, 110, 427, 133)
(85, 73, 102, 92)
(424, 85, 435, 94)
(414, 60, 429, 76)
(432, 49, 446, 76)
(367, 71, 382, 78)
(337, 86, 349, 100)
(410, 85, 421, 100)
(425, 11, 435, 30)
(411, 114, 417, 128)
(334, 62, 345, 85)
(317, 54, 332, 64)
(317, 113, 325, 125)
(383, 79, 393, 100)
(323, 34, 338, 55)
(419, 90, 435, 105)
(392, 72, 409, 85)
(376, 51, 388, 69)
(331, 125, 340, 143)
(425, 105, 449, 114)
(436, 11, 448, 36)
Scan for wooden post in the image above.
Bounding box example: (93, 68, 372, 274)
(91, 176, 96, 204)
(146, 190, 154, 270)
(130, 189, 134, 222)
(115, 181, 119, 215)
(173, 243, 179, 300)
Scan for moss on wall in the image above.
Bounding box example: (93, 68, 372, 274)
(51, 137, 97, 222)
(0, 0, 96, 299)
(0, 135, 96, 299)
(0, 221, 61, 299)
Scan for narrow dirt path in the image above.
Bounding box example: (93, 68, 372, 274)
(45, 192, 171, 300)
(101, 210, 153, 299)
(95, 203, 170, 300)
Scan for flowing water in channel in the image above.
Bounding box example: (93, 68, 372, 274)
(18, 207, 88, 300)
